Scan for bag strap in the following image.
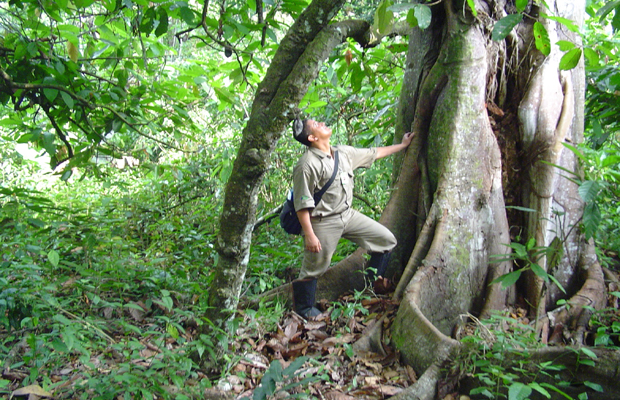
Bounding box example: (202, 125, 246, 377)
(313, 150, 339, 205)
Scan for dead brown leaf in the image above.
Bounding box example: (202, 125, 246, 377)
(323, 390, 356, 400)
(12, 384, 53, 398)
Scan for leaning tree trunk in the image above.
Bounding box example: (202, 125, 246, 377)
(203, 0, 380, 336)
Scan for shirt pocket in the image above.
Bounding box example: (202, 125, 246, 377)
(340, 171, 354, 201)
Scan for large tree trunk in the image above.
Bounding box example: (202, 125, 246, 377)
(248, 0, 610, 395)
(386, 0, 608, 396)
(231, 0, 610, 394)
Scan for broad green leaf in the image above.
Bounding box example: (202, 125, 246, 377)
(578, 180, 601, 202)
(61, 91, 74, 109)
(541, 14, 580, 33)
(508, 382, 532, 400)
(48, 250, 60, 267)
(580, 347, 598, 359)
(375, 0, 394, 36)
(56, 0, 68, 11)
(466, 0, 477, 17)
(530, 263, 548, 282)
(596, 0, 620, 21)
(179, 6, 196, 26)
(584, 381, 603, 392)
(27, 218, 46, 228)
(559, 48, 582, 70)
(583, 47, 599, 66)
(492, 14, 523, 41)
(44, 88, 59, 102)
(602, 155, 620, 168)
(528, 382, 551, 398)
(166, 323, 179, 339)
(68, 41, 79, 62)
(155, 8, 169, 37)
(613, 8, 620, 30)
(533, 22, 550, 56)
(515, 0, 528, 12)
(308, 100, 328, 109)
(51, 337, 69, 353)
(491, 269, 522, 288)
(413, 5, 432, 30)
(556, 40, 575, 51)
(213, 86, 235, 104)
(61, 169, 73, 181)
(582, 202, 601, 239)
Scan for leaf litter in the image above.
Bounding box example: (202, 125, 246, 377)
(2, 289, 417, 399)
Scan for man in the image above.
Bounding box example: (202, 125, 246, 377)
(291, 118, 414, 318)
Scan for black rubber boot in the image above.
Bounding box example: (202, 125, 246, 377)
(366, 251, 391, 281)
(366, 251, 392, 294)
(292, 279, 321, 319)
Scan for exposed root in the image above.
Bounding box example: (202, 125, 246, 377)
(540, 241, 606, 344)
(393, 205, 440, 300)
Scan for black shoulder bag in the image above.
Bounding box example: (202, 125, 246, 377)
(280, 151, 340, 235)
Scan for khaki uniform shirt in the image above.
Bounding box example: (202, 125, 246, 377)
(293, 145, 377, 218)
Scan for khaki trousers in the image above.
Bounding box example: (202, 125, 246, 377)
(298, 208, 397, 279)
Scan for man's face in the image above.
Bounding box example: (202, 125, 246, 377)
(306, 119, 332, 140)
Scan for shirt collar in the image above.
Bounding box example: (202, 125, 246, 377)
(308, 146, 334, 159)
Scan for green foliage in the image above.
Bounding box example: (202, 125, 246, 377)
(492, 14, 524, 41)
(491, 236, 566, 294)
(589, 291, 620, 348)
(456, 313, 601, 400)
(330, 289, 370, 322)
(242, 357, 321, 400)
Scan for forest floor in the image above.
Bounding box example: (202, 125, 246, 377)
(221, 292, 419, 400)
(4, 266, 619, 400)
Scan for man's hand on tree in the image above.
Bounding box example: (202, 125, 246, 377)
(401, 132, 414, 147)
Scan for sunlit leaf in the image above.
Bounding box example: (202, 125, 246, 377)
(466, 0, 477, 17)
(533, 22, 550, 56)
(515, 0, 528, 12)
(68, 41, 79, 62)
(556, 40, 575, 51)
(541, 14, 580, 33)
(559, 48, 582, 70)
(375, 0, 394, 35)
(48, 250, 60, 267)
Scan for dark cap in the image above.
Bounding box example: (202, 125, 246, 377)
(292, 118, 311, 146)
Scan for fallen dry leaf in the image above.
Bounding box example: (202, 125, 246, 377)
(323, 390, 356, 400)
(12, 384, 53, 398)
